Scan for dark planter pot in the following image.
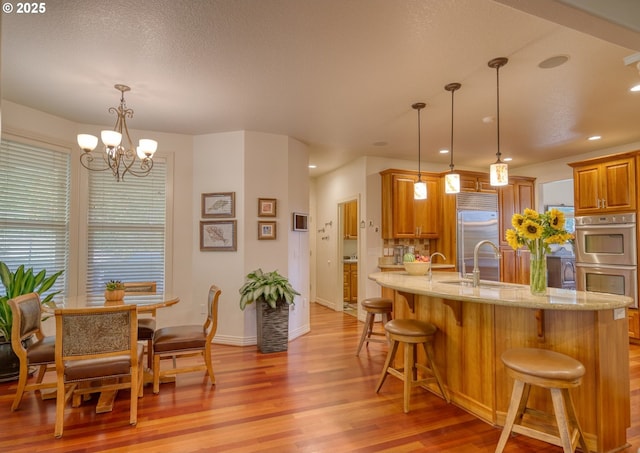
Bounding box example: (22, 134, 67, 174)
(256, 298, 290, 353)
(0, 337, 20, 382)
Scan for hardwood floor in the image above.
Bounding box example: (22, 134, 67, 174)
(1, 302, 638, 452)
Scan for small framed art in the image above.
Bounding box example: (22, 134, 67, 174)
(258, 221, 277, 240)
(202, 192, 235, 218)
(200, 220, 237, 251)
(258, 198, 277, 217)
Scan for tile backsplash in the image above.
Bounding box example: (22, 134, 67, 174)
(382, 238, 431, 257)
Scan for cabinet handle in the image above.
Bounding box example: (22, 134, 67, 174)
(601, 198, 606, 208)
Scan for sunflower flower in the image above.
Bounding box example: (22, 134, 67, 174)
(505, 208, 573, 256)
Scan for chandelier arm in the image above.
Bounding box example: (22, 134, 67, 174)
(123, 158, 154, 178)
(79, 151, 111, 172)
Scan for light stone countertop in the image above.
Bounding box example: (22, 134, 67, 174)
(368, 271, 632, 311)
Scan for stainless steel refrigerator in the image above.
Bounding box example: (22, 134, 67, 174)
(456, 192, 500, 281)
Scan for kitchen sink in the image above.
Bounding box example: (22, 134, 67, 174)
(439, 279, 515, 290)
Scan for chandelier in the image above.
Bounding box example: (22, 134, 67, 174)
(77, 84, 157, 182)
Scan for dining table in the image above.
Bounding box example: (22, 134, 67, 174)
(49, 293, 180, 413)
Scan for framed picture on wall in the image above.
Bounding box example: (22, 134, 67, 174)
(258, 221, 277, 240)
(258, 198, 277, 217)
(202, 192, 235, 218)
(200, 220, 237, 251)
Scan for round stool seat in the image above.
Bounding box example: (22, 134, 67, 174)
(384, 319, 437, 339)
(502, 348, 585, 382)
(361, 297, 393, 312)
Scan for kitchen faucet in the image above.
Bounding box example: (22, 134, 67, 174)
(427, 252, 446, 282)
(470, 240, 500, 287)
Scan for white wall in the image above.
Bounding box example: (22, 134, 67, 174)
(192, 131, 246, 342)
(313, 158, 365, 310)
(192, 131, 310, 346)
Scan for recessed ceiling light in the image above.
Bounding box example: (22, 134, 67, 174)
(538, 55, 569, 69)
(439, 149, 449, 154)
(631, 84, 640, 92)
(504, 157, 512, 162)
(588, 135, 601, 141)
(308, 164, 317, 169)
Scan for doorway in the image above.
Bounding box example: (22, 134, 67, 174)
(339, 198, 359, 318)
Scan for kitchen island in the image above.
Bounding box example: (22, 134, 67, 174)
(368, 271, 632, 453)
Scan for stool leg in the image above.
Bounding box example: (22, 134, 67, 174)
(424, 340, 449, 403)
(495, 379, 527, 453)
(356, 312, 375, 356)
(562, 388, 589, 453)
(551, 388, 585, 453)
(375, 339, 398, 393)
(382, 312, 392, 343)
(403, 342, 414, 413)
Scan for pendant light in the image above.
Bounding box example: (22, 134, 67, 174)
(488, 57, 509, 186)
(412, 102, 427, 200)
(444, 82, 461, 194)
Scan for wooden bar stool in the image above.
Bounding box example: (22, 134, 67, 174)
(495, 348, 589, 453)
(375, 319, 449, 413)
(356, 297, 393, 356)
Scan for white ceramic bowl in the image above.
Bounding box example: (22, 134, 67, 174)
(404, 261, 430, 276)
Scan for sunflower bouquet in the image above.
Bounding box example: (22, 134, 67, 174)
(505, 208, 573, 294)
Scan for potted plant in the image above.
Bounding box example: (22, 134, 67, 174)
(104, 280, 125, 302)
(0, 261, 63, 381)
(239, 268, 300, 353)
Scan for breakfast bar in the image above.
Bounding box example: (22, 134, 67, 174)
(368, 271, 633, 453)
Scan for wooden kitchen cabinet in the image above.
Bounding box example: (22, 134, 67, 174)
(343, 262, 358, 302)
(498, 176, 535, 284)
(381, 169, 440, 239)
(458, 170, 496, 193)
(569, 154, 636, 215)
(343, 200, 358, 239)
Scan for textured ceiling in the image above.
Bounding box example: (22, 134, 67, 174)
(2, 0, 640, 176)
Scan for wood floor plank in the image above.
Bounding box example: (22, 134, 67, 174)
(0, 302, 638, 452)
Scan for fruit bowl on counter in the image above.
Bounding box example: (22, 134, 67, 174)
(403, 253, 431, 275)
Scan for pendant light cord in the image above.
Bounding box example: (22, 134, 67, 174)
(412, 102, 426, 180)
(496, 64, 501, 163)
(449, 88, 455, 172)
(417, 106, 422, 178)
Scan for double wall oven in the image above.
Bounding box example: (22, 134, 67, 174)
(574, 213, 637, 308)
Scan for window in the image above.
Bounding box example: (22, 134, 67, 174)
(0, 139, 70, 295)
(85, 159, 167, 295)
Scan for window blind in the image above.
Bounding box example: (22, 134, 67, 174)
(86, 159, 166, 295)
(0, 139, 70, 295)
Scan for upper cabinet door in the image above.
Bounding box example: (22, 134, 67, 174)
(343, 200, 358, 239)
(571, 155, 636, 215)
(380, 170, 440, 239)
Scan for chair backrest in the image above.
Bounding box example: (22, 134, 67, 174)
(123, 281, 157, 295)
(204, 285, 221, 342)
(54, 305, 138, 367)
(9, 293, 45, 347)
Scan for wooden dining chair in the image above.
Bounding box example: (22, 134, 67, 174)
(152, 284, 220, 394)
(8, 293, 56, 411)
(53, 304, 143, 438)
(124, 281, 157, 369)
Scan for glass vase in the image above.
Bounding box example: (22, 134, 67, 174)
(529, 253, 547, 296)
